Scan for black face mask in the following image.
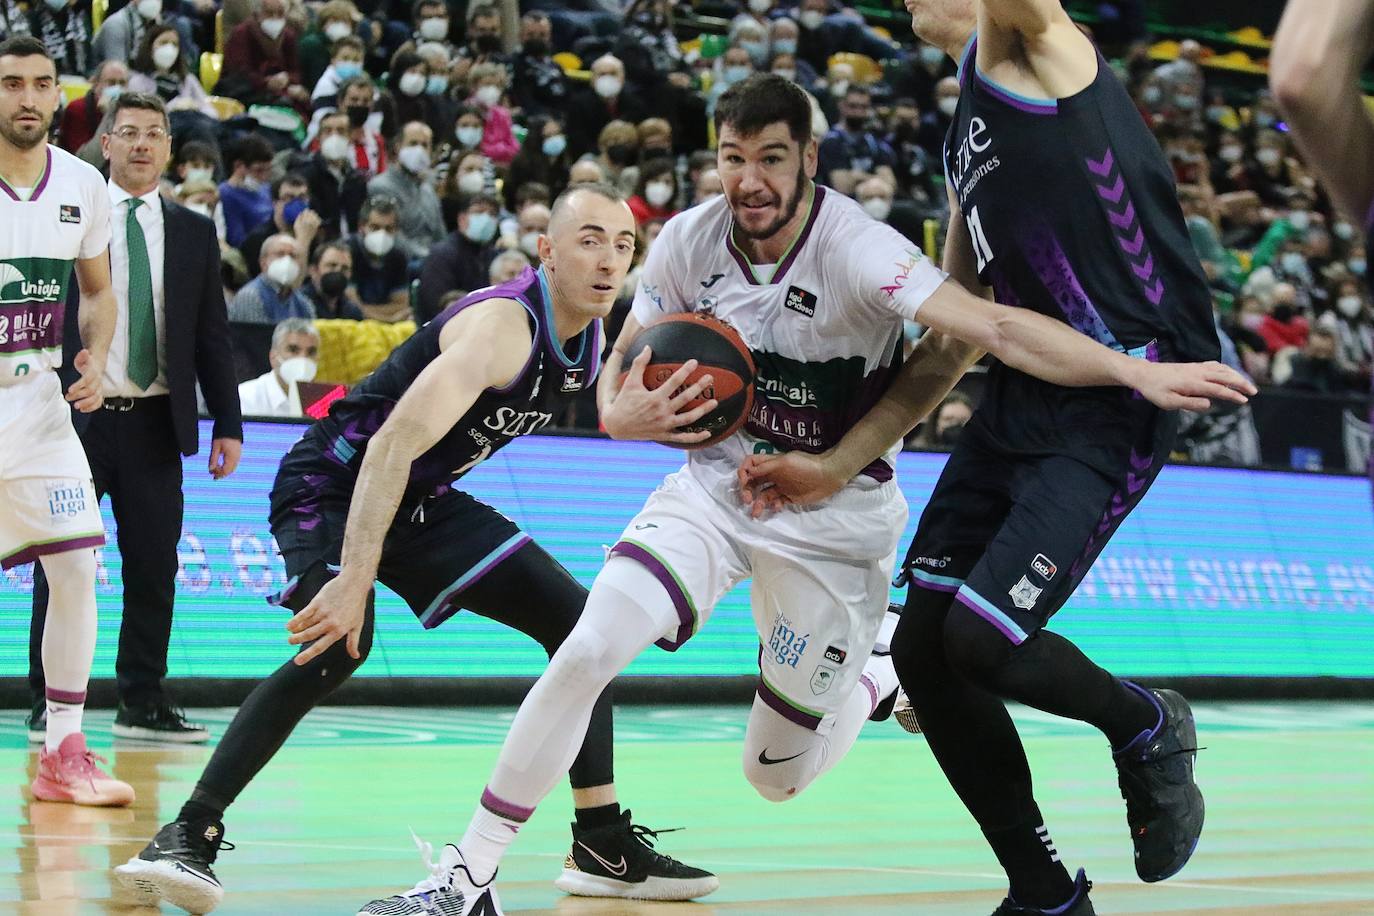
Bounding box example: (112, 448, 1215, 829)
(320, 270, 349, 298)
(606, 144, 636, 166)
(641, 145, 672, 160)
(345, 105, 370, 128)
(523, 38, 548, 57)
(844, 115, 867, 131)
(474, 33, 502, 54)
(1272, 305, 1295, 323)
(938, 425, 964, 446)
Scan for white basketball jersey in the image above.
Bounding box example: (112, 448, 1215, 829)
(0, 145, 111, 387)
(631, 186, 947, 495)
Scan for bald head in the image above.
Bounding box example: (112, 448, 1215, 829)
(549, 182, 631, 236)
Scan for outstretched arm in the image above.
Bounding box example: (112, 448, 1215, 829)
(1271, 0, 1374, 224)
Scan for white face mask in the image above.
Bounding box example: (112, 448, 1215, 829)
(861, 197, 891, 221)
(474, 84, 502, 107)
(363, 229, 395, 256)
(152, 43, 180, 71)
(593, 75, 622, 99)
(748, 0, 771, 12)
(397, 144, 431, 173)
(136, 0, 160, 19)
(1219, 145, 1242, 163)
(456, 125, 484, 148)
(278, 355, 318, 384)
(1334, 221, 1355, 241)
(1288, 210, 1310, 232)
(185, 165, 213, 183)
(1338, 295, 1364, 318)
(1280, 251, 1307, 274)
(519, 230, 541, 257)
(457, 170, 485, 194)
(1256, 148, 1281, 167)
(418, 17, 448, 40)
(324, 20, 351, 41)
(320, 133, 350, 161)
(645, 181, 673, 208)
(265, 255, 300, 287)
(799, 9, 824, 30)
(398, 71, 426, 96)
(938, 97, 958, 117)
(260, 16, 286, 39)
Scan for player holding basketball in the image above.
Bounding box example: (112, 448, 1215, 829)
(0, 38, 129, 807)
(359, 74, 1251, 915)
(741, 1, 1241, 912)
(114, 184, 717, 914)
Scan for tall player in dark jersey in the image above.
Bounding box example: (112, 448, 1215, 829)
(740, 1, 1254, 913)
(113, 184, 719, 915)
(1271, 0, 1374, 492)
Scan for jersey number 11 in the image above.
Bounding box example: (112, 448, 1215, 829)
(965, 205, 995, 273)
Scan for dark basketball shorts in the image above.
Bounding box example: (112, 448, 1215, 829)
(268, 474, 532, 628)
(899, 405, 1179, 644)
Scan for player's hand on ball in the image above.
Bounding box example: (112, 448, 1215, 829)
(286, 574, 368, 665)
(602, 346, 719, 444)
(1133, 360, 1257, 412)
(738, 451, 847, 518)
(65, 349, 104, 412)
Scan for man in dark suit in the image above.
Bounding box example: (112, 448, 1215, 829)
(28, 92, 244, 743)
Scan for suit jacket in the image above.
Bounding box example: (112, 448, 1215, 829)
(64, 199, 244, 456)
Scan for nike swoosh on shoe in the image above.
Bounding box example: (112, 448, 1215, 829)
(576, 841, 629, 876)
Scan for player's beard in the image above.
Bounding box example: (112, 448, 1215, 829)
(0, 108, 52, 151)
(733, 164, 808, 241)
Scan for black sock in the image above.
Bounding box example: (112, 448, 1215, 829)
(983, 807, 1075, 909)
(574, 802, 622, 830)
(1103, 679, 1162, 752)
(177, 798, 224, 826)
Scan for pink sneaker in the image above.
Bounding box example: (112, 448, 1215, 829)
(31, 734, 135, 807)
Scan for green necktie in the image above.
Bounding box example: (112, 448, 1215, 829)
(124, 197, 158, 390)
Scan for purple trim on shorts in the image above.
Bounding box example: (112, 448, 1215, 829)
(421, 533, 532, 630)
(1, 534, 104, 570)
(45, 687, 86, 705)
(267, 574, 301, 607)
(608, 541, 694, 652)
(954, 590, 1027, 645)
(480, 787, 534, 823)
(756, 679, 823, 731)
(859, 673, 879, 716)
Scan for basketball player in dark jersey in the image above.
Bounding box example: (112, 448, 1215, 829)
(739, 2, 1255, 913)
(1271, 0, 1374, 489)
(113, 184, 718, 915)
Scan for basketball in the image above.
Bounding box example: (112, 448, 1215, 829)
(619, 313, 756, 448)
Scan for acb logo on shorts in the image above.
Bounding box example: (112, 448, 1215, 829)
(1031, 553, 1057, 580)
(823, 645, 846, 664)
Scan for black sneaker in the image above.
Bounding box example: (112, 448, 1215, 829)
(554, 810, 719, 900)
(990, 868, 1095, 915)
(1114, 686, 1205, 882)
(113, 701, 209, 743)
(113, 819, 233, 913)
(869, 602, 903, 722)
(26, 697, 45, 744)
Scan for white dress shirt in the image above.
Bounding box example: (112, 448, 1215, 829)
(105, 182, 169, 397)
(237, 370, 297, 417)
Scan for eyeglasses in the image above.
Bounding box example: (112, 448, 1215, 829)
(111, 126, 169, 142)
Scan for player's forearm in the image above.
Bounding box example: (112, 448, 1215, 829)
(597, 344, 627, 416)
(338, 427, 418, 582)
(1271, 0, 1374, 223)
(980, 305, 1147, 391)
(820, 332, 981, 480)
(78, 286, 117, 362)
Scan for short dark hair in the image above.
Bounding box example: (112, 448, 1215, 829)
(635, 156, 675, 196)
(361, 194, 399, 222)
(0, 36, 52, 64)
(461, 191, 501, 214)
(411, 0, 443, 21)
(338, 74, 373, 100)
(713, 73, 811, 147)
(271, 171, 308, 200)
(467, 2, 499, 23)
(228, 132, 274, 168)
(105, 91, 169, 131)
(178, 139, 218, 167)
(312, 239, 351, 266)
(331, 35, 365, 56)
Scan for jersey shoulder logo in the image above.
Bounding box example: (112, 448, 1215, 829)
(59, 205, 81, 224)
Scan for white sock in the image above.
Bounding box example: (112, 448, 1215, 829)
(859, 653, 900, 716)
(44, 697, 84, 752)
(459, 803, 524, 884)
(873, 605, 900, 655)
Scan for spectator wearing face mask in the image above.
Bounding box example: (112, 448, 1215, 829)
(917, 75, 960, 163)
(617, 0, 681, 83)
(439, 149, 492, 226)
(60, 60, 127, 153)
(883, 97, 938, 209)
(176, 178, 251, 286)
(887, 41, 951, 114)
(382, 51, 434, 136)
(415, 192, 501, 323)
(509, 12, 566, 118)
(618, 117, 673, 193)
(298, 0, 363, 91)
(230, 234, 311, 323)
(397, 0, 458, 59)
(348, 195, 411, 319)
(330, 75, 387, 177)
(505, 115, 570, 211)
(1249, 130, 1302, 208)
(413, 40, 460, 134)
(219, 133, 276, 248)
(767, 19, 817, 90)
(627, 159, 680, 224)
(128, 24, 215, 118)
(464, 61, 519, 165)
(310, 33, 366, 108)
(496, 201, 550, 262)
(854, 176, 925, 244)
(285, 108, 369, 238)
(912, 392, 974, 449)
(1152, 39, 1205, 129)
(591, 119, 640, 195)
(221, 0, 308, 111)
(455, 3, 509, 68)
(1279, 327, 1362, 393)
(566, 54, 651, 159)
(709, 46, 756, 119)
(729, 18, 770, 72)
(292, 240, 364, 320)
(241, 173, 322, 278)
(1319, 278, 1374, 383)
(238, 318, 323, 417)
(1228, 294, 1273, 382)
(367, 120, 445, 262)
(92, 0, 198, 65)
(1258, 282, 1311, 354)
(818, 85, 896, 197)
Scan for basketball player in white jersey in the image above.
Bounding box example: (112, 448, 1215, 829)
(0, 37, 130, 807)
(357, 74, 1251, 914)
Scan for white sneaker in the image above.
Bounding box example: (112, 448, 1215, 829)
(893, 688, 922, 734)
(357, 833, 503, 916)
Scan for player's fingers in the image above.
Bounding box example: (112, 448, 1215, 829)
(668, 373, 713, 410)
(624, 346, 652, 387)
(672, 398, 718, 427)
(657, 359, 700, 398)
(291, 631, 341, 666)
(286, 603, 321, 632)
(1175, 395, 1211, 412)
(287, 620, 336, 647)
(346, 626, 362, 659)
(665, 428, 713, 444)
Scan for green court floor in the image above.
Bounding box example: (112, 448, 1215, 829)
(1, 702, 1371, 914)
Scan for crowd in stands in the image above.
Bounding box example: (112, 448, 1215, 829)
(34, 0, 1374, 463)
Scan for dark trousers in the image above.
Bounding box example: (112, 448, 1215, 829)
(29, 397, 184, 707)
